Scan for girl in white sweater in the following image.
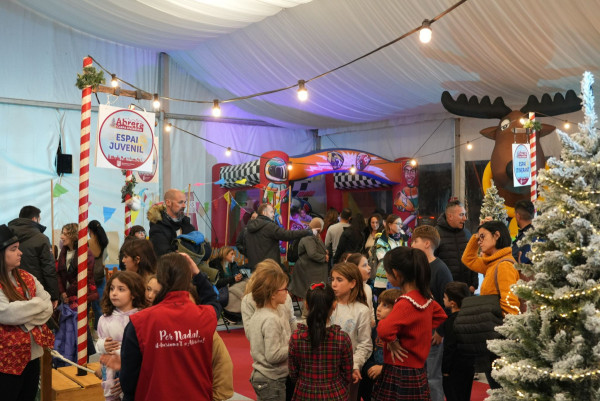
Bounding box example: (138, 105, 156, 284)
(330, 262, 373, 401)
(97, 271, 146, 400)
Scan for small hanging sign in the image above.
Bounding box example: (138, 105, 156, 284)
(512, 143, 531, 187)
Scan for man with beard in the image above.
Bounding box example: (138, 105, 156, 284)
(148, 189, 195, 256)
(435, 199, 478, 293)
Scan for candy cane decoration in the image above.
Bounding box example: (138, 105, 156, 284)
(77, 57, 92, 369)
(124, 170, 132, 235)
(529, 112, 537, 204)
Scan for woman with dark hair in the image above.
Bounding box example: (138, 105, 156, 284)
(288, 283, 353, 401)
(461, 220, 520, 389)
(334, 213, 366, 263)
(57, 223, 98, 309)
(374, 247, 446, 400)
(88, 219, 109, 329)
(364, 213, 383, 254)
(120, 239, 157, 283)
(120, 252, 231, 401)
(373, 214, 406, 295)
(321, 207, 339, 242)
(119, 226, 147, 270)
(0, 224, 54, 401)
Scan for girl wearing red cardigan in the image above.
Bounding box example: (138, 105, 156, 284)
(373, 247, 447, 401)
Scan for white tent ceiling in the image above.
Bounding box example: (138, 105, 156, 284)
(12, 0, 600, 129)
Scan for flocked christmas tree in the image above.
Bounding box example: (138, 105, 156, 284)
(480, 180, 508, 224)
(487, 72, 600, 400)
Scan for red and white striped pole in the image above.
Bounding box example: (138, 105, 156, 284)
(529, 112, 537, 204)
(77, 56, 92, 372)
(124, 170, 132, 236)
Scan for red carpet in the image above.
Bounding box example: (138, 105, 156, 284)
(220, 328, 490, 400)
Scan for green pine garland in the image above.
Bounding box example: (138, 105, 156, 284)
(76, 66, 105, 90)
(121, 170, 137, 203)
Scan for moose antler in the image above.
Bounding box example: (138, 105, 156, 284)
(520, 89, 581, 116)
(441, 91, 511, 119)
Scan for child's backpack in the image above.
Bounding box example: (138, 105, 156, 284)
(287, 239, 300, 263)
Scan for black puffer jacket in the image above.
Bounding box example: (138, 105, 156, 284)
(245, 216, 311, 270)
(147, 204, 195, 256)
(434, 213, 478, 289)
(8, 218, 59, 300)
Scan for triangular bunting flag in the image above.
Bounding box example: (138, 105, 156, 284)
(103, 207, 116, 223)
(131, 209, 140, 224)
(53, 183, 68, 198)
(215, 178, 225, 185)
(224, 192, 231, 204)
(235, 178, 247, 185)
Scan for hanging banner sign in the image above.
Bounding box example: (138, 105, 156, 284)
(95, 105, 155, 171)
(136, 134, 160, 183)
(512, 143, 531, 187)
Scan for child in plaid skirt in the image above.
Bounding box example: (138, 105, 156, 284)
(288, 283, 353, 400)
(373, 247, 447, 401)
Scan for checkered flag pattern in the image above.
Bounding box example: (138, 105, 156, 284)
(333, 173, 391, 189)
(292, 180, 311, 200)
(219, 160, 260, 188)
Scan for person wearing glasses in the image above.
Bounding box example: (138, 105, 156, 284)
(244, 260, 292, 400)
(373, 214, 407, 296)
(435, 199, 478, 294)
(461, 220, 520, 389)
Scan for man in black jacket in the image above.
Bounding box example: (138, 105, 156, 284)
(245, 203, 317, 271)
(8, 205, 59, 307)
(148, 189, 195, 256)
(435, 199, 478, 293)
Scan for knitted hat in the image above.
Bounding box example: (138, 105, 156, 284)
(0, 224, 18, 251)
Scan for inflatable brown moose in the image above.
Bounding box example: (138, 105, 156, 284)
(441, 90, 581, 207)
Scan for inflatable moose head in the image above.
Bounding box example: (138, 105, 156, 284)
(441, 90, 581, 207)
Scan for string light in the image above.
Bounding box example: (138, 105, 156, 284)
(349, 165, 357, 174)
(111, 74, 119, 88)
(297, 80, 308, 101)
(493, 357, 600, 380)
(128, 104, 135, 110)
(86, 1, 469, 112)
(519, 117, 526, 125)
(287, 161, 293, 170)
(165, 123, 172, 132)
(512, 282, 600, 301)
(225, 147, 231, 156)
(564, 122, 571, 129)
(419, 20, 432, 43)
(212, 100, 221, 117)
(466, 141, 473, 150)
(152, 94, 160, 110)
(410, 159, 417, 167)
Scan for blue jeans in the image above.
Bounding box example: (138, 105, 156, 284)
(426, 342, 444, 401)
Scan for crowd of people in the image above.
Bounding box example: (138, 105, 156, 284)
(0, 192, 531, 401)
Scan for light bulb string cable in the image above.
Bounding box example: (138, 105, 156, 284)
(85, 0, 468, 106)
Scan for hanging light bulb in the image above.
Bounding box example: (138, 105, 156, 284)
(519, 117, 526, 125)
(564, 121, 571, 129)
(410, 159, 417, 167)
(419, 20, 432, 43)
(350, 165, 357, 174)
(111, 74, 119, 88)
(212, 100, 221, 117)
(153, 94, 160, 110)
(225, 147, 232, 156)
(297, 80, 308, 101)
(466, 141, 473, 150)
(128, 104, 135, 110)
(165, 123, 172, 132)
(287, 161, 293, 171)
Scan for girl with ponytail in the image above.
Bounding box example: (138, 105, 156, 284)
(288, 283, 353, 401)
(372, 247, 447, 401)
